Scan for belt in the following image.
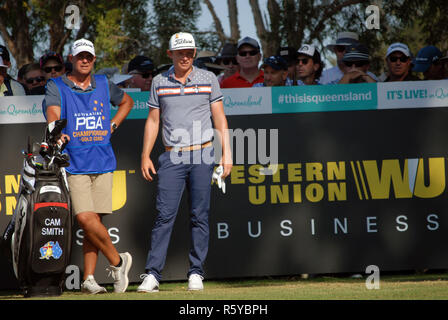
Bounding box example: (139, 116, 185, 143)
(165, 141, 212, 152)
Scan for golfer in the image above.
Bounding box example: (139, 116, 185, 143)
(138, 32, 232, 292)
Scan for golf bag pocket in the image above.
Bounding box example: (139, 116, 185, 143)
(30, 177, 71, 275)
(31, 203, 70, 274)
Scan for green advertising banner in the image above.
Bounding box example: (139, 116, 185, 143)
(111, 91, 150, 119)
(271, 83, 377, 113)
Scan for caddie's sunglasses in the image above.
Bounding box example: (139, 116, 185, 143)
(43, 65, 63, 73)
(388, 56, 409, 63)
(344, 61, 368, 67)
(222, 58, 238, 65)
(238, 50, 259, 57)
(26, 76, 45, 84)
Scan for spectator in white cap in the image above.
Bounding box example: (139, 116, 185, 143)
(384, 43, 419, 82)
(339, 43, 376, 84)
(43, 38, 134, 294)
(295, 44, 324, 85)
(221, 36, 264, 88)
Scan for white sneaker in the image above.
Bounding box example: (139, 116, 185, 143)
(137, 273, 159, 292)
(107, 252, 132, 293)
(188, 274, 204, 291)
(81, 275, 107, 294)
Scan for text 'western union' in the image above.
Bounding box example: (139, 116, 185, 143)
(230, 162, 347, 205)
(228, 158, 446, 205)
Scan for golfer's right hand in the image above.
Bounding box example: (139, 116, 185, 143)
(141, 156, 157, 181)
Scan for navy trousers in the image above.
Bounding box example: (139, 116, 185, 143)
(145, 147, 215, 282)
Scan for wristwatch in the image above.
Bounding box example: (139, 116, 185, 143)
(111, 122, 118, 131)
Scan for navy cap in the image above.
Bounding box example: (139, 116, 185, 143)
(217, 43, 238, 58)
(277, 47, 298, 63)
(39, 51, 64, 68)
(342, 43, 370, 62)
(412, 46, 443, 73)
(128, 56, 155, 73)
(262, 56, 288, 70)
(237, 36, 260, 50)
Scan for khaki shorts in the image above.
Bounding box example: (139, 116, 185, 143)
(67, 172, 113, 215)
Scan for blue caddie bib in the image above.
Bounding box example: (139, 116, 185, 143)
(51, 75, 116, 174)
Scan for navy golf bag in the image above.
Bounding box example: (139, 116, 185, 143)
(1, 119, 73, 297)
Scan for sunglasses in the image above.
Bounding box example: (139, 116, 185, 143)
(25, 76, 45, 84)
(388, 56, 409, 63)
(238, 50, 259, 57)
(131, 71, 153, 78)
(297, 58, 310, 65)
(344, 61, 368, 67)
(43, 65, 63, 73)
(222, 58, 238, 65)
(335, 46, 346, 53)
(140, 72, 153, 79)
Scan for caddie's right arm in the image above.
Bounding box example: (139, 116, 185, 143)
(44, 80, 71, 145)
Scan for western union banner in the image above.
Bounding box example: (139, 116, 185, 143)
(1, 80, 448, 289)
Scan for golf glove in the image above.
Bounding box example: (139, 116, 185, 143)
(212, 165, 226, 194)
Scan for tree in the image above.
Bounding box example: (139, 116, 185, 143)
(203, 0, 240, 45)
(0, 0, 149, 70)
(93, 1, 150, 70)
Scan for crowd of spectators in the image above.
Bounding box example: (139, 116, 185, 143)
(1, 30, 447, 97)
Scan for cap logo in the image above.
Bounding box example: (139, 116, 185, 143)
(174, 38, 194, 47)
(74, 41, 93, 49)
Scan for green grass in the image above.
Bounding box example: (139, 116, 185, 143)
(2, 273, 448, 300)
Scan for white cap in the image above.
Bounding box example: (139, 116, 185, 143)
(169, 32, 196, 51)
(386, 42, 411, 58)
(0, 56, 7, 68)
(71, 38, 95, 56)
(297, 44, 316, 57)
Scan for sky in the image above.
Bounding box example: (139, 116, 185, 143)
(198, 0, 268, 47)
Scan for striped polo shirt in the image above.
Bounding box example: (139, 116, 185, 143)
(147, 66, 223, 147)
